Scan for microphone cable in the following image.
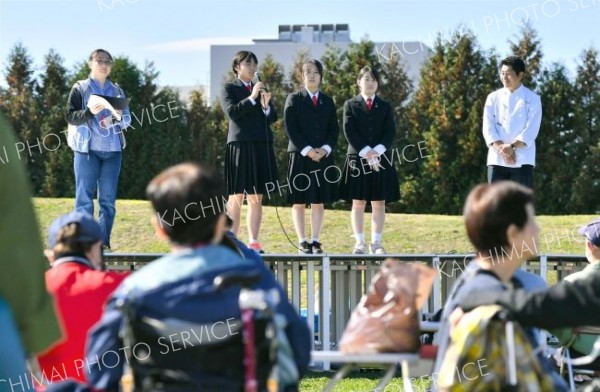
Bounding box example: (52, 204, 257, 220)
(257, 74, 305, 253)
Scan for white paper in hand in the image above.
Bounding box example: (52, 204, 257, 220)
(87, 95, 122, 121)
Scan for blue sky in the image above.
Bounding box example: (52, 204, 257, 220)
(0, 0, 598, 87)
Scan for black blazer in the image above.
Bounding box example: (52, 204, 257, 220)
(283, 89, 339, 153)
(342, 95, 396, 155)
(221, 78, 277, 143)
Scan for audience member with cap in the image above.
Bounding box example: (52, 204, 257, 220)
(548, 219, 600, 369)
(37, 211, 129, 386)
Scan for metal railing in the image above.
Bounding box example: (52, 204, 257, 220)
(105, 253, 588, 369)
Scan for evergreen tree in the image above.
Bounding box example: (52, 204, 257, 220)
(571, 142, 600, 214)
(573, 48, 600, 150)
(508, 22, 543, 91)
(113, 58, 153, 198)
(570, 47, 600, 212)
(404, 37, 445, 213)
(138, 61, 159, 109)
(37, 49, 72, 196)
(70, 60, 89, 85)
(188, 89, 213, 163)
(378, 52, 414, 211)
(207, 99, 229, 176)
(109, 56, 144, 101)
(406, 30, 498, 213)
(535, 63, 576, 213)
(0, 43, 43, 192)
(287, 48, 311, 93)
(379, 54, 413, 130)
(146, 87, 189, 172)
(258, 54, 286, 193)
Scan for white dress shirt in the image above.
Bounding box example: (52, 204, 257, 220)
(482, 85, 542, 167)
(357, 94, 386, 158)
(300, 90, 332, 157)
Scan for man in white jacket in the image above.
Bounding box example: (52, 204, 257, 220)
(482, 55, 542, 188)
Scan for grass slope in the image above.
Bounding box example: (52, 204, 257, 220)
(33, 198, 593, 255)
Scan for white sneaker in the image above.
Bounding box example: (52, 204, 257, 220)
(370, 242, 386, 255)
(352, 241, 367, 255)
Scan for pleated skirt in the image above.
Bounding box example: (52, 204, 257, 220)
(287, 152, 339, 204)
(339, 153, 400, 202)
(225, 142, 278, 195)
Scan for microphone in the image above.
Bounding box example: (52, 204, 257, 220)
(254, 72, 268, 93)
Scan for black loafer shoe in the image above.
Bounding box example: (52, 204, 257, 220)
(298, 241, 312, 254)
(311, 241, 323, 254)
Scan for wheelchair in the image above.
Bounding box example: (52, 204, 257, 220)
(119, 269, 280, 392)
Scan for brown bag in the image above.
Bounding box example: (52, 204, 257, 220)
(339, 259, 436, 353)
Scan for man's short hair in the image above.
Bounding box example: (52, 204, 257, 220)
(146, 163, 225, 245)
(501, 56, 526, 75)
(464, 181, 534, 254)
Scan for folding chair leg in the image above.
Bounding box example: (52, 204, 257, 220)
(323, 364, 354, 392)
(373, 364, 398, 391)
(401, 360, 415, 392)
(564, 348, 576, 392)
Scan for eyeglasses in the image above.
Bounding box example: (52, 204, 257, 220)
(94, 59, 113, 66)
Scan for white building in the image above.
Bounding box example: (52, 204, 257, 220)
(209, 23, 431, 104)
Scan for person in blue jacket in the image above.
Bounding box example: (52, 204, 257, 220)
(85, 162, 310, 391)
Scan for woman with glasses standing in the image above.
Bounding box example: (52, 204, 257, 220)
(221, 50, 278, 254)
(65, 49, 131, 252)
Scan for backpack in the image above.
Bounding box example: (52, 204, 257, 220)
(436, 305, 556, 391)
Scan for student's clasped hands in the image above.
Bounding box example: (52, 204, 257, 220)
(308, 148, 327, 162)
(366, 150, 383, 172)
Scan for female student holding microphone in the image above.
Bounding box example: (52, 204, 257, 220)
(221, 50, 277, 254)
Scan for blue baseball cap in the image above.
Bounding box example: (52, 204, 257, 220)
(578, 219, 600, 247)
(47, 211, 103, 249)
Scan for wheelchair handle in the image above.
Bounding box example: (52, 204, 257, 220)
(214, 270, 261, 291)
